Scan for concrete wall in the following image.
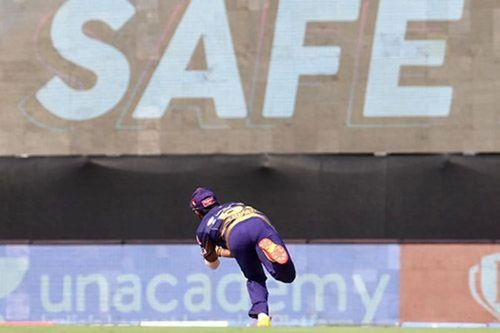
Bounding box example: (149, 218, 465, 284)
(0, 0, 499, 154)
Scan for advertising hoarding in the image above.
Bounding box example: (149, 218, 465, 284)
(0, 244, 400, 325)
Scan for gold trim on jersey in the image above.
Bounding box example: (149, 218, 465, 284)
(218, 205, 272, 250)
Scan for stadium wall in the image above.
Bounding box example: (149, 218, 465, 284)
(0, 0, 500, 154)
(1, 154, 500, 242)
(0, 244, 499, 326)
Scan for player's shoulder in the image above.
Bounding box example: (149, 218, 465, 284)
(198, 204, 225, 227)
(203, 204, 224, 219)
(207, 201, 240, 214)
(221, 201, 246, 209)
(202, 202, 254, 221)
(196, 219, 207, 236)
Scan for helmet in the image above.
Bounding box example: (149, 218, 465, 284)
(190, 187, 219, 216)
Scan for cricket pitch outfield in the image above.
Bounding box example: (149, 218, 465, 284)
(0, 327, 499, 333)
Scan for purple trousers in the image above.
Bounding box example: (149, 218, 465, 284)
(228, 218, 296, 318)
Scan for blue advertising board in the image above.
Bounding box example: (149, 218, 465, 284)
(0, 244, 399, 325)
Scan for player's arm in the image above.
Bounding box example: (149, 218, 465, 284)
(196, 233, 220, 269)
(216, 246, 233, 258)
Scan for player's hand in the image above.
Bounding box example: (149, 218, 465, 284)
(216, 246, 232, 258)
(204, 258, 220, 270)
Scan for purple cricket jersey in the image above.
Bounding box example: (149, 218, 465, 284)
(195, 202, 270, 262)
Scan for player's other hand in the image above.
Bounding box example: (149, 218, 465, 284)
(216, 246, 232, 258)
(204, 258, 220, 270)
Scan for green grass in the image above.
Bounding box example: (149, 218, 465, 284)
(0, 327, 499, 333)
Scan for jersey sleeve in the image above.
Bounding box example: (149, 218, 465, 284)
(196, 230, 218, 263)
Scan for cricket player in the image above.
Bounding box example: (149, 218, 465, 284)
(190, 187, 296, 327)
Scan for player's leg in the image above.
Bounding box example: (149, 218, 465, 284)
(229, 224, 270, 319)
(258, 237, 289, 264)
(256, 227, 296, 283)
